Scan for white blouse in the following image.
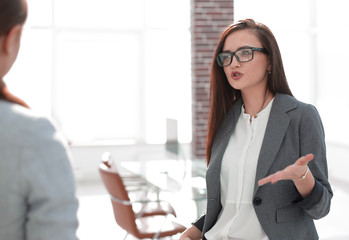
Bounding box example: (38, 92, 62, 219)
(205, 98, 274, 240)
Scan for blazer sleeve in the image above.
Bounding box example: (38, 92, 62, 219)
(295, 104, 333, 219)
(19, 117, 79, 240)
(192, 213, 206, 231)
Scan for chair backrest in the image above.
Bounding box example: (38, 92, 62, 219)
(101, 152, 113, 168)
(98, 163, 139, 236)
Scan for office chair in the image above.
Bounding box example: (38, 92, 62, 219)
(101, 152, 149, 192)
(99, 163, 186, 239)
(100, 152, 167, 209)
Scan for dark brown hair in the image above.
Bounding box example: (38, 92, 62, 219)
(206, 19, 293, 164)
(0, 0, 28, 108)
(0, 0, 27, 36)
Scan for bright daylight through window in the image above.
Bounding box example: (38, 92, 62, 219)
(6, 0, 191, 145)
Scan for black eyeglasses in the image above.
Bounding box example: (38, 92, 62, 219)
(217, 47, 268, 67)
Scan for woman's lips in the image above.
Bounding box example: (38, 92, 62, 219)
(231, 71, 243, 80)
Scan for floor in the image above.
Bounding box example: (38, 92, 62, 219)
(75, 174, 349, 240)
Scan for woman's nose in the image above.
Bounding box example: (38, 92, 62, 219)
(230, 55, 241, 68)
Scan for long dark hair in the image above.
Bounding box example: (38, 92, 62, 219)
(206, 19, 293, 164)
(0, 0, 27, 36)
(0, 0, 28, 107)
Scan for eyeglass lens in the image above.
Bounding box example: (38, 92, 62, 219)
(217, 49, 254, 67)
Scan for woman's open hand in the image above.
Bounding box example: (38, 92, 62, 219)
(258, 153, 314, 186)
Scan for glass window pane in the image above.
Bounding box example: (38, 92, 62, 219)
(234, 0, 310, 32)
(145, 0, 190, 29)
(54, 0, 144, 29)
(54, 32, 141, 143)
(5, 29, 53, 117)
(277, 32, 312, 103)
(316, 0, 349, 31)
(144, 30, 191, 143)
(7, 0, 192, 145)
(316, 31, 349, 144)
(316, 0, 349, 145)
(27, 0, 53, 27)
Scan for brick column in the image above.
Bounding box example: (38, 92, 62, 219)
(191, 0, 234, 159)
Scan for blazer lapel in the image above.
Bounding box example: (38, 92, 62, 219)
(253, 94, 297, 196)
(211, 99, 243, 161)
(208, 99, 242, 196)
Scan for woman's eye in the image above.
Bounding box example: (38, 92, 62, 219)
(241, 49, 252, 55)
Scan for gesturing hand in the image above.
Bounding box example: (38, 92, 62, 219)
(258, 154, 314, 186)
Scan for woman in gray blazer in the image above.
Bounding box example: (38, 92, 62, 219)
(180, 19, 332, 240)
(0, 0, 79, 239)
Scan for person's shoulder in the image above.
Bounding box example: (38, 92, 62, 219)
(275, 93, 317, 111)
(0, 100, 55, 137)
(291, 96, 319, 115)
(275, 94, 321, 121)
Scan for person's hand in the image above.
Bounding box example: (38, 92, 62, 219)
(258, 153, 314, 186)
(179, 225, 202, 240)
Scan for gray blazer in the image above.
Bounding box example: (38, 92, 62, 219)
(0, 101, 79, 240)
(194, 93, 333, 240)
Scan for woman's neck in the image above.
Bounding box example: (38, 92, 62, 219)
(242, 88, 273, 119)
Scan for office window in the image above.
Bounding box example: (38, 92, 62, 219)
(316, 0, 349, 145)
(54, 32, 141, 142)
(5, 0, 191, 145)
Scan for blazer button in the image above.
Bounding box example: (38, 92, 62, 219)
(253, 197, 262, 206)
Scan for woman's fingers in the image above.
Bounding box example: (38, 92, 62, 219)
(295, 153, 314, 165)
(258, 171, 282, 186)
(258, 154, 314, 186)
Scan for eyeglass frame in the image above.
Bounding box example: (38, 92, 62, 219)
(216, 47, 268, 67)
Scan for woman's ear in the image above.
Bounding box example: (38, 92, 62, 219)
(2, 25, 23, 55)
(267, 60, 272, 73)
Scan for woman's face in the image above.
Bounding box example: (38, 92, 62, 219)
(222, 29, 270, 94)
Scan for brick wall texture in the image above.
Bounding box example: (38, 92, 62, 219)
(191, 0, 234, 159)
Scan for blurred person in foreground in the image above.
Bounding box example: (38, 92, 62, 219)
(0, 0, 79, 239)
(180, 19, 332, 240)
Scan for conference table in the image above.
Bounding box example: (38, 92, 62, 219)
(120, 157, 207, 217)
